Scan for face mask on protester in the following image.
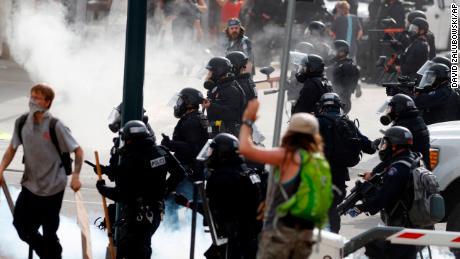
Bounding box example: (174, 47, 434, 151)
(29, 99, 47, 115)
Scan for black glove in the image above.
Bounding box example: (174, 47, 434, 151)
(174, 192, 190, 207)
(161, 134, 171, 148)
(372, 138, 382, 150)
(96, 179, 106, 193)
(93, 165, 109, 176)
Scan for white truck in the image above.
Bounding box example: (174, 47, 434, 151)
(428, 120, 460, 258)
(424, 0, 454, 51)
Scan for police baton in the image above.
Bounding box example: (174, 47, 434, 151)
(94, 151, 116, 259)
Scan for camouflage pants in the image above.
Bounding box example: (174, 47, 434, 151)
(256, 226, 314, 259)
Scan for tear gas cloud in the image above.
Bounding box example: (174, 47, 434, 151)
(0, 186, 211, 258)
(6, 0, 210, 153)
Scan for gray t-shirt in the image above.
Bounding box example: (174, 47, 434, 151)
(11, 112, 79, 197)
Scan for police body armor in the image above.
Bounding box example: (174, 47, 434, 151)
(207, 78, 246, 137)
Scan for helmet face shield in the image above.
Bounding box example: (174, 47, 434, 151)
(378, 138, 389, 151)
(417, 60, 434, 76)
(417, 71, 437, 90)
(196, 139, 213, 161)
(108, 107, 121, 133)
(408, 24, 419, 34)
(167, 93, 180, 107)
(290, 51, 308, 66)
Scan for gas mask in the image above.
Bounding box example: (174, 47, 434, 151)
(204, 69, 217, 90)
(379, 105, 395, 126)
(295, 66, 308, 83)
(408, 24, 419, 37)
(378, 138, 393, 161)
(29, 99, 48, 115)
(173, 96, 186, 118)
(203, 80, 216, 90)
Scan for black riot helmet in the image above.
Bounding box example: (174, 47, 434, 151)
(432, 56, 452, 68)
(407, 10, 426, 24)
(380, 94, 417, 125)
(299, 54, 325, 75)
(389, 94, 416, 113)
(294, 42, 315, 54)
(384, 126, 414, 146)
(296, 54, 325, 82)
(206, 57, 233, 81)
(120, 120, 151, 141)
(319, 92, 342, 109)
(307, 21, 326, 36)
(108, 104, 149, 133)
(174, 88, 205, 118)
(207, 133, 240, 166)
(333, 40, 350, 55)
(225, 51, 248, 74)
(379, 126, 413, 161)
(417, 63, 450, 91)
(409, 17, 429, 34)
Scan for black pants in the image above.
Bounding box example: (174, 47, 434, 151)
(13, 187, 64, 259)
(328, 187, 345, 234)
(116, 204, 161, 259)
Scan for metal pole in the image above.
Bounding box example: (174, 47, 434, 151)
(120, 0, 147, 124)
(264, 0, 296, 224)
(116, 0, 148, 246)
(190, 183, 199, 259)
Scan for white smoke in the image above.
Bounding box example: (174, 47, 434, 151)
(0, 186, 211, 258)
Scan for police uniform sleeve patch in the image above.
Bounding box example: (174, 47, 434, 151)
(150, 156, 166, 168)
(388, 167, 398, 176)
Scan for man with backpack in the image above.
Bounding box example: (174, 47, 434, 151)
(0, 84, 83, 259)
(348, 126, 425, 259)
(316, 93, 376, 233)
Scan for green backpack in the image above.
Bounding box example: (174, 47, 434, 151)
(276, 150, 333, 228)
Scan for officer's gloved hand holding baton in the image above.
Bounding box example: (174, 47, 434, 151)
(161, 134, 171, 148)
(347, 207, 362, 217)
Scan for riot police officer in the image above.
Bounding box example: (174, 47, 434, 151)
(316, 93, 376, 233)
(330, 40, 360, 114)
(96, 120, 186, 259)
(349, 126, 419, 259)
(379, 94, 431, 169)
(202, 57, 246, 137)
(303, 21, 332, 61)
(292, 54, 332, 114)
(225, 51, 258, 104)
(406, 10, 436, 59)
(415, 63, 459, 125)
(285, 42, 312, 104)
(161, 88, 210, 228)
(193, 133, 262, 259)
(399, 17, 430, 79)
(162, 88, 210, 179)
(100, 104, 156, 181)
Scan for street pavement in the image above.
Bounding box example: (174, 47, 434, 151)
(0, 57, 452, 258)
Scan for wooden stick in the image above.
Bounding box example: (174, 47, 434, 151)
(95, 151, 116, 259)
